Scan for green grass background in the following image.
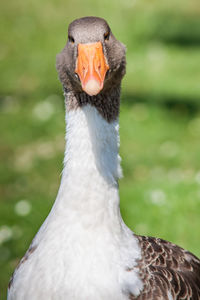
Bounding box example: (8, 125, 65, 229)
(1, 0, 200, 298)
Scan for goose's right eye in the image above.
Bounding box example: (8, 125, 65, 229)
(104, 31, 110, 41)
(68, 35, 75, 44)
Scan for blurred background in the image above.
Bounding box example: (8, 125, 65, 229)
(1, 0, 200, 297)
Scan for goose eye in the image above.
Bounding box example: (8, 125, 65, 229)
(68, 35, 75, 44)
(104, 32, 110, 41)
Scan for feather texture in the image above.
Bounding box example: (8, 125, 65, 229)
(130, 236, 200, 300)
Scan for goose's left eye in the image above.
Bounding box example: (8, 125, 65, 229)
(68, 35, 75, 44)
(104, 32, 110, 41)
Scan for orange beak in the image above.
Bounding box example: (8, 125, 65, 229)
(75, 41, 109, 96)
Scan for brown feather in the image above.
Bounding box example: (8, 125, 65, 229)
(130, 235, 200, 299)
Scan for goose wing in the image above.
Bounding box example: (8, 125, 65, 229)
(131, 235, 200, 299)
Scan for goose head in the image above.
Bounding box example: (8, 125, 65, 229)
(56, 16, 126, 97)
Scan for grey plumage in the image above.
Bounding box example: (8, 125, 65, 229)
(56, 16, 126, 122)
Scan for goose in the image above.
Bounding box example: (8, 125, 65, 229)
(8, 16, 200, 300)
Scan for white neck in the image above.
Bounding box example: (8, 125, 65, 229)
(13, 104, 143, 300)
(54, 104, 123, 229)
(64, 104, 122, 184)
(49, 104, 143, 298)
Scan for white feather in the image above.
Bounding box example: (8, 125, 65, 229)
(167, 291, 173, 300)
(8, 105, 143, 300)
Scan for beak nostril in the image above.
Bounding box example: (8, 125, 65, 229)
(97, 64, 101, 74)
(82, 65, 88, 78)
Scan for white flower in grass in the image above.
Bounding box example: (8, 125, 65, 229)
(35, 141, 55, 159)
(33, 100, 54, 121)
(15, 200, 31, 216)
(149, 189, 166, 206)
(0, 226, 13, 245)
